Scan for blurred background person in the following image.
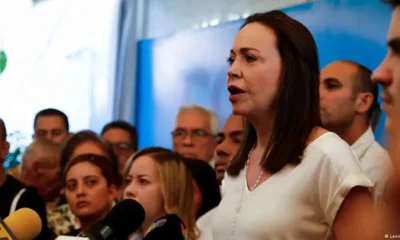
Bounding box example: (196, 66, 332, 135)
(55, 130, 122, 235)
(0, 118, 51, 240)
(7, 108, 70, 178)
(214, 114, 245, 185)
(64, 153, 118, 235)
(101, 120, 138, 175)
(373, 0, 400, 232)
(172, 105, 219, 167)
(19, 138, 66, 237)
(124, 147, 197, 240)
(33, 108, 70, 145)
(184, 158, 221, 240)
(184, 158, 221, 219)
(60, 130, 122, 190)
(19, 138, 62, 202)
(320, 60, 391, 203)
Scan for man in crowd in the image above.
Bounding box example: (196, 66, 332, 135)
(101, 120, 137, 174)
(320, 60, 391, 203)
(214, 114, 244, 184)
(0, 118, 51, 239)
(172, 104, 219, 167)
(18, 138, 79, 236)
(7, 108, 70, 178)
(33, 108, 70, 144)
(373, 0, 400, 230)
(196, 114, 244, 240)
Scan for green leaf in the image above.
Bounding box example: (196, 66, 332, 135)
(0, 50, 7, 74)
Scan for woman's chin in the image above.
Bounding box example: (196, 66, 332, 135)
(231, 103, 250, 116)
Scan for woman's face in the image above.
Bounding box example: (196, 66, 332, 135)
(71, 141, 107, 159)
(227, 22, 282, 117)
(65, 161, 116, 219)
(124, 155, 166, 227)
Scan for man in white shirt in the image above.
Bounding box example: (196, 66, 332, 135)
(320, 60, 391, 203)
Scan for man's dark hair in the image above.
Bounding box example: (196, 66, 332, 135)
(383, 0, 400, 8)
(34, 108, 69, 131)
(101, 120, 138, 151)
(0, 118, 6, 141)
(227, 10, 321, 176)
(342, 60, 381, 130)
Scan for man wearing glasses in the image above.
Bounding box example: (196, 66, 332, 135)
(101, 121, 138, 174)
(172, 105, 219, 167)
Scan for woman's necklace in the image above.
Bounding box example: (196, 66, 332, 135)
(230, 144, 264, 240)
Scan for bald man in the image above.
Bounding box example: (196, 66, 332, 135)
(19, 138, 63, 201)
(320, 60, 391, 203)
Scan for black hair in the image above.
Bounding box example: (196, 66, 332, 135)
(34, 108, 69, 131)
(383, 0, 400, 8)
(184, 158, 221, 218)
(341, 60, 381, 130)
(101, 121, 138, 151)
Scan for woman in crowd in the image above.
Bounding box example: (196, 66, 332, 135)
(212, 10, 382, 239)
(123, 147, 197, 240)
(184, 158, 221, 219)
(64, 154, 118, 235)
(61, 131, 120, 179)
(61, 130, 122, 193)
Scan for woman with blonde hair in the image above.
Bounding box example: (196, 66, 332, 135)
(124, 147, 197, 240)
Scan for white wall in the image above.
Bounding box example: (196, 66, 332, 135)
(144, 0, 312, 38)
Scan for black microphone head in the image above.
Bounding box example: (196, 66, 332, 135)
(104, 199, 145, 238)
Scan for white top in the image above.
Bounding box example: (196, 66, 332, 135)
(351, 128, 391, 203)
(212, 132, 373, 240)
(197, 207, 216, 240)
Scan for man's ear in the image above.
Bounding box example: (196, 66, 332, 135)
(355, 92, 373, 114)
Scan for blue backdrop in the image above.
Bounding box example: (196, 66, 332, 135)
(135, 0, 392, 149)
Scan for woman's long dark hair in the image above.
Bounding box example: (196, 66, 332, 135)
(227, 10, 321, 176)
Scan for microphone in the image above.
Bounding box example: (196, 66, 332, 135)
(0, 208, 42, 240)
(77, 199, 145, 240)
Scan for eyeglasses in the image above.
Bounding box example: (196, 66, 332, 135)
(172, 129, 213, 141)
(108, 142, 134, 151)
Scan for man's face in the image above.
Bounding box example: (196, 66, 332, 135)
(102, 128, 135, 174)
(34, 116, 69, 144)
(372, 7, 400, 135)
(20, 156, 61, 199)
(172, 111, 217, 162)
(215, 115, 244, 183)
(320, 62, 359, 131)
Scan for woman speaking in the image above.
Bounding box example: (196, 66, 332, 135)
(212, 10, 381, 240)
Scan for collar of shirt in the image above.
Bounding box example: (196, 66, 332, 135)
(351, 127, 375, 160)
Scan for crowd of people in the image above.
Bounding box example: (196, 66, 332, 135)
(1, 0, 400, 239)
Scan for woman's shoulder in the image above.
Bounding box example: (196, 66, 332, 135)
(144, 214, 189, 240)
(306, 131, 357, 162)
(304, 131, 371, 183)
